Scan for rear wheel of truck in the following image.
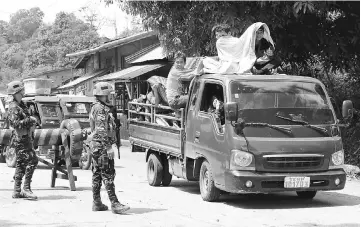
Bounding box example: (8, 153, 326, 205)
(78, 143, 92, 170)
(147, 153, 163, 186)
(199, 160, 220, 202)
(5, 146, 16, 168)
(296, 191, 317, 199)
(161, 157, 172, 186)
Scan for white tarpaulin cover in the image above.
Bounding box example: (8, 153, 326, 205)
(203, 22, 274, 74)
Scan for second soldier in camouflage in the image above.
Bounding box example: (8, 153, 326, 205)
(89, 82, 130, 214)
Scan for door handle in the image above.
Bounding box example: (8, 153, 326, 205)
(194, 131, 200, 143)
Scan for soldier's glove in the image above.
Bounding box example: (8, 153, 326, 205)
(106, 145, 115, 160)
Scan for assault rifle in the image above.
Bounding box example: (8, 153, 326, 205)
(111, 106, 121, 159)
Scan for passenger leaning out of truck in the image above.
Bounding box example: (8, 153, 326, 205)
(7, 81, 39, 200)
(166, 51, 201, 110)
(90, 82, 130, 214)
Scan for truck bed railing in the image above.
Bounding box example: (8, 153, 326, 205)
(128, 102, 184, 129)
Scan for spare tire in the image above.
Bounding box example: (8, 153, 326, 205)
(60, 119, 84, 161)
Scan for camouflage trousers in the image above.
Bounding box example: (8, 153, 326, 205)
(91, 141, 119, 204)
(13, 139, 38, 192)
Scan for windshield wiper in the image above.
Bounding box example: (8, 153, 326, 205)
(275, 113, 329, 136)
(242, 122, 293, 136)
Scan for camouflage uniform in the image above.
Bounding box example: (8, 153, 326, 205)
(89, 100, 119, 204)
(8, 100, 38, 198)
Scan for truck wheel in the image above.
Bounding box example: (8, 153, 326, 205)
(296, 191, 317, 199)
(199, 160, 220, 202)
(147, 153, 163, 186)
(79, 144, 92, 170)
(5, 146, 16, 168)
(161, 157, 172, 186)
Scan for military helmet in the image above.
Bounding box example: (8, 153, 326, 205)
(7, 81, 24, 95)
(93, 82, 114, 96)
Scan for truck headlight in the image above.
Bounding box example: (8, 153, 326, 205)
(230, 150, 254, 170)
(331, 150, 344, 166)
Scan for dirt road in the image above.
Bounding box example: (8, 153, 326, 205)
(0, 146, 359, 227)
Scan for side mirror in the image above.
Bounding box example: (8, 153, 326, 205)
(224, 102, 238, 122)
(342, 100, 353, 118)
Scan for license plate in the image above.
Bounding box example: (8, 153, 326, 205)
(284, 176, 310, 188)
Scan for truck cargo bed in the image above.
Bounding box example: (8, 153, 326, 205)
(129, 120, 183, 157)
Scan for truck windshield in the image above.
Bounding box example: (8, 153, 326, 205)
(65, 103, 91, 115)
(230, 81, 335, 125)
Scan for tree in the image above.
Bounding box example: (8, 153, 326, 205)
(7, 7, 44, 43)
(22, 12, 101, 77)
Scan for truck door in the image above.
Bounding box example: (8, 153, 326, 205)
(186, 80, 227, 186)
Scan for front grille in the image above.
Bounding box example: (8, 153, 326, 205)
(261, 180, 329, 188)
(263, 155, 323, 170)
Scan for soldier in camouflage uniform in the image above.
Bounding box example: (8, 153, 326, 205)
(90, 82, 130, 214)
(7, 81, 38, 200)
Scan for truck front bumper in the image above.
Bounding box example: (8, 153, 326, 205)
(223, 169, 346, 193)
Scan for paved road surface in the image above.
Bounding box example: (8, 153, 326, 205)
(0, 146, 359, 227)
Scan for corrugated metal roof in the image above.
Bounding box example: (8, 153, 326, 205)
(96, 64, 165, 82)
(130, 46, 167, 64)
(58, 69, 109, 90)
(66, 31, 157, 58)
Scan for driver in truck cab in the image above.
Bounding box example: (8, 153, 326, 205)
(7, 81, 39, 200)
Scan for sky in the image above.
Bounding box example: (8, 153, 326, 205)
(0, 0, 136, 39)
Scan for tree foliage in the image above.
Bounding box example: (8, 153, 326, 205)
(22, 12, 100, 77)
(0, 9, 101, 83)
(7, 7, 44, 43)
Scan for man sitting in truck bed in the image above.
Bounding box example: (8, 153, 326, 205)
(166, 51, 201, 110)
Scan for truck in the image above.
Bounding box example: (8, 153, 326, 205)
(128, 74, 353, 202)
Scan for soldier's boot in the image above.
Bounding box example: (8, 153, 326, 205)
(111, 202, 130, 214)
(12, 178, 24, 199)
(92, 193, 108, 211)
(22, 179, 38, 200)
(92, 200, 108, 211)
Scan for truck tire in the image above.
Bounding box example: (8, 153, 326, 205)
(199, 160, 220, 202)
(296, 191, 317, 199)
(161, 157, 172, 186)
(147, 153, 163, 186)
(79, 143, 92, 170)
(5, 146, 16, 168)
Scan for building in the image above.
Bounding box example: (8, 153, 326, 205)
(58, 31, 165, 96)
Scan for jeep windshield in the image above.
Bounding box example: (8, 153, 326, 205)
(230, 80, 335, 126)
(65, 102, 91, 115)
(41, 105, 59, 118)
